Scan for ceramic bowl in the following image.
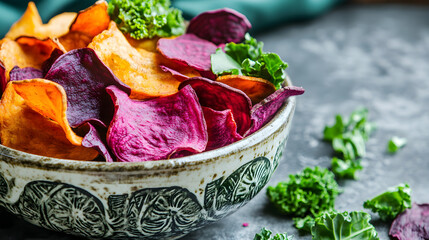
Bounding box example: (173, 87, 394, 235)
(0, 80, 297, 239)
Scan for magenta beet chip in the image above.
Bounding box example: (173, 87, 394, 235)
(157, 34, 217, 72)
(9, 66, 43, 81)
(45, 48, 130, 128)
(203, 107, 243, 151)
(179, 77, 252, 136)
(187, 8, 252, 45)
(106, 85, 208, 162)
(81, 121, 114, 162)
(42, 48, 64, 76)
(245, 86, 305, 136)
(390, 203, 429, 240)
(160, 65, 190, 82)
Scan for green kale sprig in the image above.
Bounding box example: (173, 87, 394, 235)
(107, 0, 185, 39)
(253, 228, 293, 240)
(266, 167, 340, 218)
(323, 107, 376, 179)
(311, 211, 380, 240)
(211, 33, 288, 89)
(363, 183, 412, 221)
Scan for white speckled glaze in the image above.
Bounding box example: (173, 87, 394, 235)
(0, 78, 296, 239)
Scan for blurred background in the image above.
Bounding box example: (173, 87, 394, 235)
(0, 0, 428, 37)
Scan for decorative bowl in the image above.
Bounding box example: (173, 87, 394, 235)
(0, 79, 297, 239)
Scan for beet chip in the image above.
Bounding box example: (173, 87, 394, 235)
(81, 122, 114, 162)
(179, 77, 252, 136)
(187, 8, 252, 45)
(45, 48, 130, 128)
(390, 203, 429, 240)
(245, 86, 305, 136)
(9, 66, 43, 81)
(106, 85, 208, 162)
(203, 107, 243, 151)
(157, 34, 217, 73)
(159, 65, 190, 82)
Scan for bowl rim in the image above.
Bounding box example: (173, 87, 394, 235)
(0, 77, 296, 172)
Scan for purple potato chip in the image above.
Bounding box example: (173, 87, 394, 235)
(42, 48, 64, 76)
(187, 8, 252, 45)
(179, 77, 252, 136)
(106, 85, 208, 162)
(203, 107, 243, 151)
(81, 121, 114, 162)
(9, 66, 43, 81)
(157, 34, 217, 72)
(160, 65, 190, 82)
(390, 203, 429, 240)
(245, 86, 305, 136)
(45, 48, 131, 128)
(0, 62, 6, 97)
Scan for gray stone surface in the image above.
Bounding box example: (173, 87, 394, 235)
(1, 3, 429, 240)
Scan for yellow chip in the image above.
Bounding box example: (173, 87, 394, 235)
(216, 75, 276, 104)
(0, 38, 64, 80)
(0, 80, 98, 160)
(88, 22, 181, 99)
(5, 2, 76, 40)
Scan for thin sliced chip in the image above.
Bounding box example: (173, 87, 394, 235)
(42, 12, 77, 37)
(5, 2, 43, 40)
(106, 85, 207, 162)
(245, 86, 305, 136)
(5, 2, 76, 40)
(0, 80, 98, 160)
(70, 0, 110, 37)
(9, 66, 43, 81)
(216, 75, 276, 105)
(187, 8, 252, 45)
(203, 107, 243, 151)
(88, 22, 181, 99)
(157, 34, 217, 72)
(0, 38, 62, 80)
(58, 32, 93, 51)
(45, 48, 131, 127)
(41, 48, 64, 75)
(179, 77, 252, 136)
(81, 122, 114, 162)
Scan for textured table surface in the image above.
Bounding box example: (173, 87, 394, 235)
(1, 3, 429, 240)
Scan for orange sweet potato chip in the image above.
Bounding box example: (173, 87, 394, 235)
(59, 0, 110, 51)
(88, 22, 181, 99)
(5, 2, 76, 40)
(0, 38, 64, 80)
(70, 0, 110, 37)
(0, 80, 98, 160)
(5, 2, 43, 40)
(216, 75, 276, 105)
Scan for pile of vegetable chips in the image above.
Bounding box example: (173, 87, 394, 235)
(0, 0, 304, 162)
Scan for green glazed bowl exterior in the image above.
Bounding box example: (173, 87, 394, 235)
(0, 83, 296, 239)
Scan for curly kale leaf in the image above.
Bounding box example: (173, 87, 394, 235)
(331, 157, 363, 180)
(311, 211, 380, 240)
(108, 0, 185, 39)
(253, 227, 293, 240)
(266, 166, 340, 218)
(211, 33, 288, 89)
(363, 183, 412, 221)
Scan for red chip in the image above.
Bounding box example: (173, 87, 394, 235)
(246, 86, 305, 136)
(203, 107, 243, 151)
(157, 34, 217, 72)
(106, 85, 208, 162)
(187, 8, 252, 45)
(9, 66, 43, 81)
(179, 77, 252, 136)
